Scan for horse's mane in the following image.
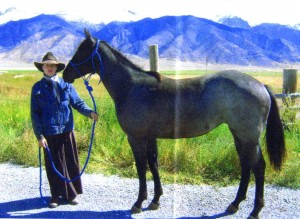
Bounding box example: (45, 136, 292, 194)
(101, 41, 162, 81)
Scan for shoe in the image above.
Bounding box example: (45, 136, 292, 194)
(68, 198, 79, 205)
(48, 197, 59, 208)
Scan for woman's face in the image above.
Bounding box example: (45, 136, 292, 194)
(42, 64, 58, 77)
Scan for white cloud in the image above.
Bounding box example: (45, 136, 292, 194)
(0, 0, 299, 25)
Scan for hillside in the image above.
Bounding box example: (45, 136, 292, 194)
(0, 14, 300, 68)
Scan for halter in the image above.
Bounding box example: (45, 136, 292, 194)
(69, 39, 105, 84)
(39, 39, 104, 204)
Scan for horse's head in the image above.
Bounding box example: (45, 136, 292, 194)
(63, 29, 98, 83)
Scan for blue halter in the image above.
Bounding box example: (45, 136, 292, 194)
(70, 39, 105, 84)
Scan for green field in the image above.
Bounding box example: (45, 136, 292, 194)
(0, 69, 299, 188)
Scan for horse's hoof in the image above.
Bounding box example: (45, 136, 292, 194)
(148, 201, 160, 210)
(131, 205, 142, 214)
(247, 215, 258, 219)
(226, 204, 238, 214)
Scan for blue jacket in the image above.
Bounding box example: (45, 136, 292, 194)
(31, 77, 93, 140)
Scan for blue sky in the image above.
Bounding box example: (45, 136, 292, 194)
(0, 0, 299, 26)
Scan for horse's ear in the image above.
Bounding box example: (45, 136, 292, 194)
(84, 28, 96, 44)
(84, 28, 91, 39)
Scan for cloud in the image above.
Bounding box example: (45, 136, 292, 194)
(128, 10, 137, 16)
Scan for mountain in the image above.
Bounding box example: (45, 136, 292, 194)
(0, 14, 103, 66)
(252, 23, 300, 63)
(0, 14, 300, 68)
(293, 24, 300, 30)
(218, 16, 251, 29)
(95, 15, 300, 66)
(0, 14, 83, 66)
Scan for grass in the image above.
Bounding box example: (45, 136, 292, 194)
(0, 69, 299, 189)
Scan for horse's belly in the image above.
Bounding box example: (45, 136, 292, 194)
(152, 116, 223, 139)
(117, 111, 220, 138)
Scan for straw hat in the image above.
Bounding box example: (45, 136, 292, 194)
(34, 52, 65, 72)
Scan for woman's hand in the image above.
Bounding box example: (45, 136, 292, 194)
(90, 112, 98, 122)
(38, 138, 48, 148)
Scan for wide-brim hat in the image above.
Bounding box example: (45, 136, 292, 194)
(34, 52, 65, 72)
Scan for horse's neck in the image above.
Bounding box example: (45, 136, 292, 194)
(100, 44, 133, 102)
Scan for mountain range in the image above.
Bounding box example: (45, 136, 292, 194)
(0, 14, 300, 68)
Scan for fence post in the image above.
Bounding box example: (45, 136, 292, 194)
(149, 44, 159, 72)
(282, 68, 298, 124)
(283, 68, 298, 94)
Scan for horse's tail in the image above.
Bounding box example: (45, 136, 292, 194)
(265, 86, 286, 171)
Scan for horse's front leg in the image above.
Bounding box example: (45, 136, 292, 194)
(128, 135, 148, 213)
(147, 138, 163, 210)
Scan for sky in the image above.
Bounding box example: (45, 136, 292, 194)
(0, 0, 299, 26)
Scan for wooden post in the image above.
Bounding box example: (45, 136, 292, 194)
(282, 68, 298, 124)
(149, 44, 159, 72)
(283, 68, 298, 94)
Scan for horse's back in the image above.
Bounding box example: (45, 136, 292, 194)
(203, 70, 270, 108)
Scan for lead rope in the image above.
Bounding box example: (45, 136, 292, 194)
(39, 40, 102, 203)
(39, 80, 97, 203)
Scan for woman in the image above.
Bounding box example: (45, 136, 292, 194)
(31, 52, 98, 208)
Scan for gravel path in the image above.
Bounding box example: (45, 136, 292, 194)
(0, 163, 299, 219)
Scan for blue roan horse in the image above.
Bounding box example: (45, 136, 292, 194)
(63, 30, 286, 219)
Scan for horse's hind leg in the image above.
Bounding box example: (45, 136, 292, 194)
(227, 137, 252, 214)
(249, 146, 266, 219)
(128, 135, 148, 213)
(227, 158, 251, 214)
(147, 138, 163, 210)
(231, 144, 265, 219)
(227, 134, 266, 219)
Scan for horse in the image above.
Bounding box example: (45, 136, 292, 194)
(63, 29, 286, 219)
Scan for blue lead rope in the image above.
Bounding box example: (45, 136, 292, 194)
(39, 147, 47, 204)
(39, 79, 97, 204)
